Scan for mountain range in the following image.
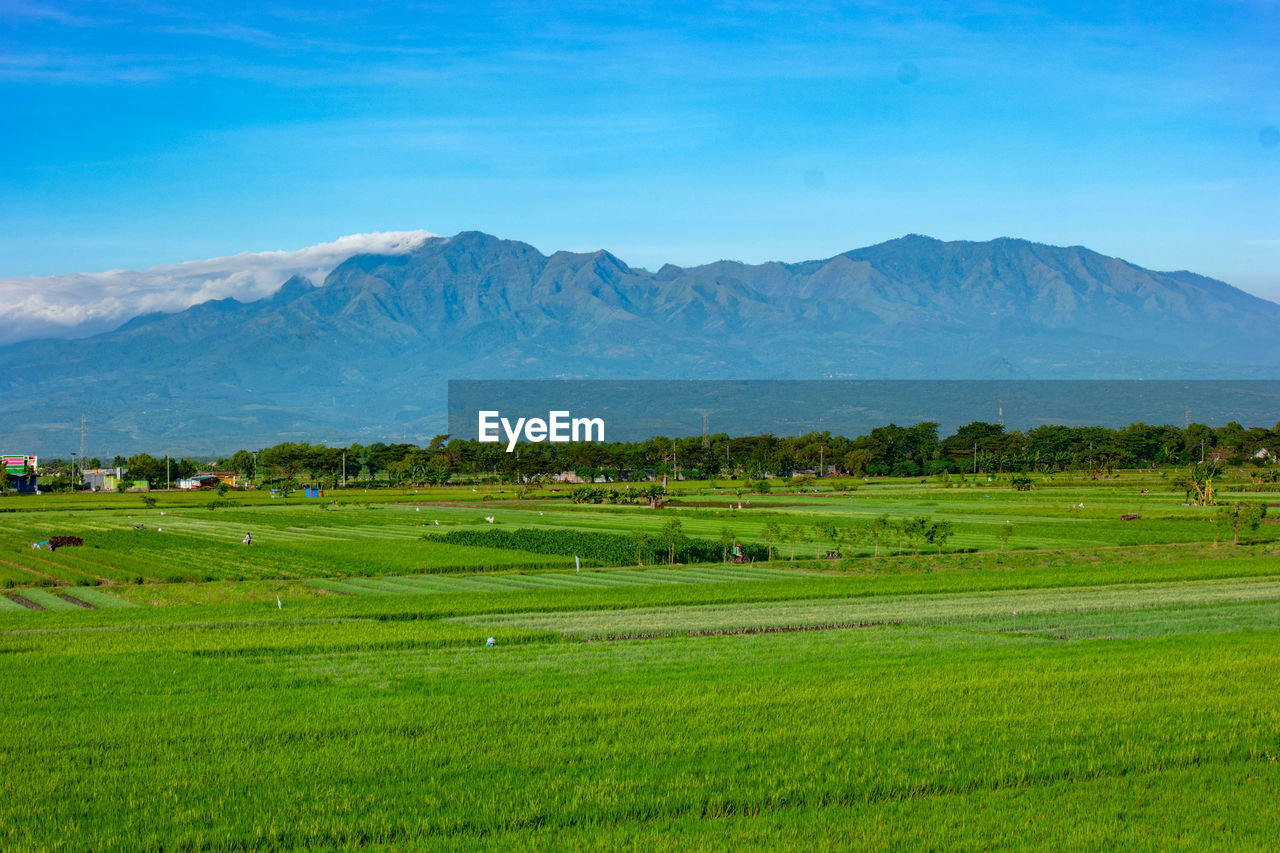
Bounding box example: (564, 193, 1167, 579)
(3, 231, 1279, 455)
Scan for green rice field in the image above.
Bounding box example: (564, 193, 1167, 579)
(1, 474, 1278, 849)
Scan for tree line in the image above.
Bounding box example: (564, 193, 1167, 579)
(24, 418, 1280, 488)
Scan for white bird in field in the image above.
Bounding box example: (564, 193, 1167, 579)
(485, 516, 495, 523)
(276, 595, 282, 610)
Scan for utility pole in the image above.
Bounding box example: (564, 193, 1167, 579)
(973, 443, 978, 474)
(80, 414, 88, 466)
(342, 452, 346, 487)
(998, 399, 1003, 428)
(819, 444, 824, 477)
(166, 455, 170, 490)
(1201, 438, 1205, 463)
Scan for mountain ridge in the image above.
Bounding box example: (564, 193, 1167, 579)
(2, 232, 1278, 454)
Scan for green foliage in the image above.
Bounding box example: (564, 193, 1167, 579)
(1173, 461, 1222, 506)
(433, 526, 767, 567)
(660, 518, 686, 565)
(629, 529, 651, 566)
(762, 521, 782, 562)
(719, 527, 735, 562)
(924, 519, 955, 554)
(1213, 501, 1266, 545)
(571, 484, 664, 504)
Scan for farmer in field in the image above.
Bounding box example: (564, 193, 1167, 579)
(243, 532, 252, 546)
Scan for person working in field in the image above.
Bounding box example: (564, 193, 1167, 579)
(243, 532, 252, 546)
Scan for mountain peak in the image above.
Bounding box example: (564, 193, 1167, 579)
(269, 274, 316, 305)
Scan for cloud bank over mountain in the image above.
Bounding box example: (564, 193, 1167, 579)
(0, 230, 436, 344)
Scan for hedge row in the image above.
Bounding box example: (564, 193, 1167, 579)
(429, 527, 768, 566)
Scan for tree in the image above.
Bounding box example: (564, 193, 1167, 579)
(660, 518, 687, 565)
(842, 449, 875, 477)
(901, 516, 930, 554)
(718, 527, 735, 562)
(126, 453, 163, 487)
(784, 523, 805, 560)
(1172, 461, 1222, 506)
(629, 529, 650, 566)
(811, 521, 837, 558)
(866, 514, 891, 557)
(763, 521, 782, 562)
(925, 519, 955, 554)
(1214, 501, 1266, 546)
(140, 495, 157, 512)
(230, 449, 255, 481)
(997, 522, 1014, 551)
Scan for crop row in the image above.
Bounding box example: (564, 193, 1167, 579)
(308, 564, 786, 598)
(467, 575, 1280, 639)
(0, 524, 577, 588)
(4, 544, 1278, 632)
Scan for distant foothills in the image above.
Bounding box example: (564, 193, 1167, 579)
(3, 231, 1280, 456)
(15, 418, 1279, 494)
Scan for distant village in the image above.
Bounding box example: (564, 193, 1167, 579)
(2, 454, 242, 495)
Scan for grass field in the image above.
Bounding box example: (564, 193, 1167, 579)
(1, 475, 1278, 849)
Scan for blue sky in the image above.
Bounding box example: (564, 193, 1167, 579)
(2, 1, 1278, 298)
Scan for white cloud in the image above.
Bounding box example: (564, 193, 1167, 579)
(0, 230, 436, 345)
